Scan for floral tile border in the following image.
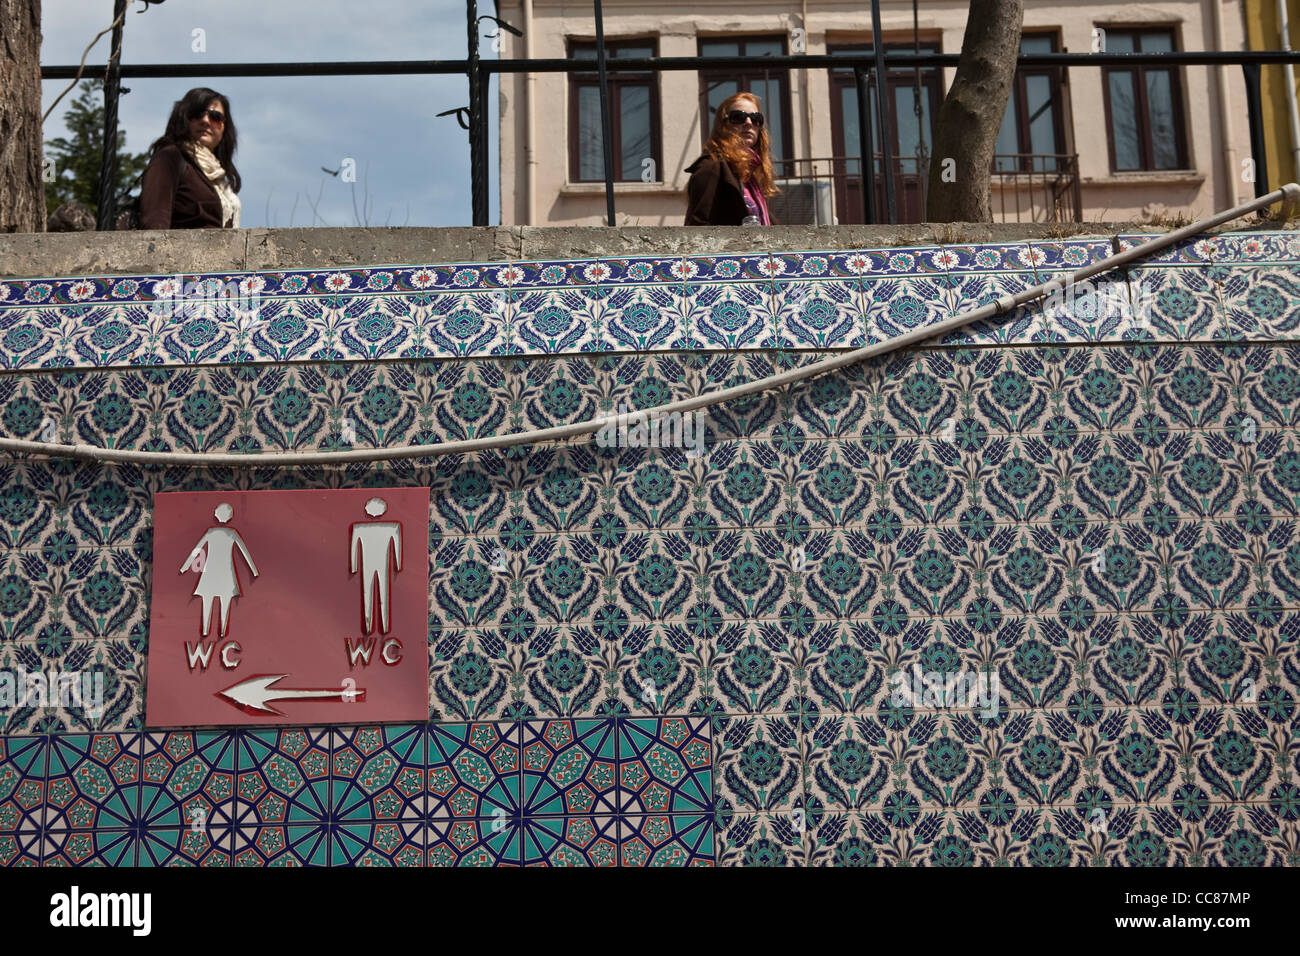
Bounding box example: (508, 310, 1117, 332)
(4, 233, 1300, 370)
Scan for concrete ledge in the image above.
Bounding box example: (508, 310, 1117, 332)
(0, 229, 248, 280)
(243, 227, 517, 271)
(2, 218, 1296, 279)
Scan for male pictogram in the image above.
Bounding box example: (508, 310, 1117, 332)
(350, 497, 402, 634)
(180, 502, 259, 638)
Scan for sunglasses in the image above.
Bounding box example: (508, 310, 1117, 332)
(192, 108, 225, 125)
(726, 109, 764, 128)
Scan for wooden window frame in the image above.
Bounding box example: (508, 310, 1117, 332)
(1001, 32, 1068, 172)
(825, 42, 944, 169)
(568, 38, 662, 183)
(825, 41, 943, 224)
(697, 35, 795, 174)
(1100, 27, 1190, 172)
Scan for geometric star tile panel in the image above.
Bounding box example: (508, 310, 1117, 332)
(426, 723, 521, 821)
(328, 822, 424, 867)
(329, 725, 424, 824)
(3, 231, 1300, 864)
(519, 814, 620, 866)
(620, 813, 714, 866)
(0, 735, 44, 866)
(616, 717, 711, 815)
(426, 817, 519, 866)
(522, 719, 617, 816)
(0, 718, 715, 864)
(140, 731, 236, 835)
(234, 729, 330, 827)
(43, 733, 139, 831)
(40, 827, 137, 866)
(136, 827, 231, 867)
(232, 824, 330, 867)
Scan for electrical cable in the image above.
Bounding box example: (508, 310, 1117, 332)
(1, 183, 1295, 468)
(42, 5, 130, 123)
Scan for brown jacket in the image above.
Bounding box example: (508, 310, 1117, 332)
(139, 144, 228, 229)
(684, 153, 749, 226)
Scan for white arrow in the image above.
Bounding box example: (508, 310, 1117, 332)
(217, 675, 367, 715)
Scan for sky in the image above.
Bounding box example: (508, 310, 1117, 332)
(40, 0, 501, 227)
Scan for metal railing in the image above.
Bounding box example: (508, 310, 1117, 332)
(768, 157, 840, 226)
(770, 155, 929, 226)
(770, 154, 1081, 225)
(38, 0, 1300, 228)
(991, 153, 1083, 224)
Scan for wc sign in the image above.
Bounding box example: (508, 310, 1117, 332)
(145, 487, 429, 727)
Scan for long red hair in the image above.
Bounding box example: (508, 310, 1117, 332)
(705, 92, 777, 198)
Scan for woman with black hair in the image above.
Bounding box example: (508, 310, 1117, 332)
(139, 88, 242, 229)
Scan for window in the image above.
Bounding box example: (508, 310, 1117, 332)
(827, 44, 942, 224)
(1101, 28, 1187, 171)
(994, 34, 1067, 172)
(569, 40, 660, 182)
(698, 36, 792, 174)
(829, 45, 941, 178)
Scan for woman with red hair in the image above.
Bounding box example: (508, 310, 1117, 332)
(684, 91, 777, 226)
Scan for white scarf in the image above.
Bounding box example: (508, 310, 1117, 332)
(184, 142, 241, 228)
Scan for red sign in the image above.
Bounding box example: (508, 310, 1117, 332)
(145, 487, 429, 727)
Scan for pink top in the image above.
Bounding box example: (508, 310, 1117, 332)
(741, 148, 771, 225)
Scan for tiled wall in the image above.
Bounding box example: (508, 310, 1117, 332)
(1, 231, 1298, 865)
(2, 718, 710, 865)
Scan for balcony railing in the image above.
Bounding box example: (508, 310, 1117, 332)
(770, 154, 1082, 226)
(991, 153, 1083, 224)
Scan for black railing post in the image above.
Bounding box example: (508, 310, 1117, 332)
(478, 68, 491, 222)
(594, 0, 616, 226)
(854, 65, 877, 224)
(1242, 64, 1269, 200)
(1071, 154, 1082, 222)
(869, 0, 896, 224)
(468, 0, 488, 226)
(96, 0, 128, 231)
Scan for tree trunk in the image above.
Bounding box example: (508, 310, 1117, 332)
(0, 0, 44, 233)
(925, 0, 1023, 222)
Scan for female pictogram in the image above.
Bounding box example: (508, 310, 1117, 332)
(350, 496, 402, 634)
(180, 502, 259, 638)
